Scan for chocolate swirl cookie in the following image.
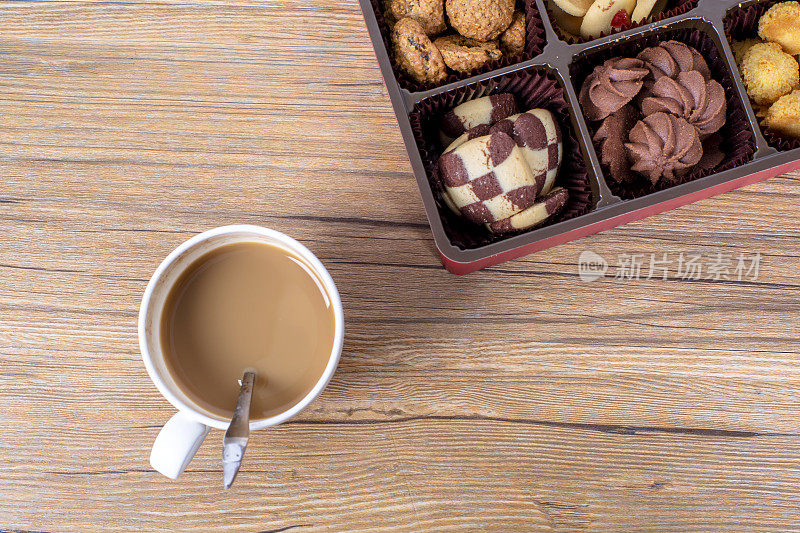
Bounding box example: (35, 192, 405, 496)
(637, 40, 711, 87)
(579, 57, 649, 121)
(625, 112, 703, 185)
(640, 70, 727, 138)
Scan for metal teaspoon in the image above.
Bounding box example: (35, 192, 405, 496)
(222, 370, 256, 489)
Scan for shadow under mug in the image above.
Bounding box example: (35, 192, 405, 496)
(138, 225, 344, 479)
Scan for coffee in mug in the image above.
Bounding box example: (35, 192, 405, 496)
(159, 241, 336, 420)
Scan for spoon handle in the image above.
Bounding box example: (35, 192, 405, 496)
(222, 370, 256, 488)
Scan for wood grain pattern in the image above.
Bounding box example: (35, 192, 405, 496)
(1, 0, 800, 531)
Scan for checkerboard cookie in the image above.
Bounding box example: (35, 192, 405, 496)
(486, 187, 569, 233)
(436, 97, 568, 234)
(439, 132, 541, 223)
(440, 93, 518, 146)
(490, 108, 563, 195)
(442, 124, 492, 154)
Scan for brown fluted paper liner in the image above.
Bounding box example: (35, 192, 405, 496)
(409, 68, 593, 250)
(542, 0, 698, 45)
(724, 0, 800, 152)
(570, 26, 757, 200)
(369, 0, 546, 93)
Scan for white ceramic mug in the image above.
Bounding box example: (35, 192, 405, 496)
(138, 225, 344, 479)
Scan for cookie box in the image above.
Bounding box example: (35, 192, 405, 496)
(359, 0, 800, 274)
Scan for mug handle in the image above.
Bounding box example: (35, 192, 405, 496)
(150, 411, 211, 479)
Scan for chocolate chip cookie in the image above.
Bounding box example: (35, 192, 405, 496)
(499, 10, 526, 57)
(434, 34, 502, 73)
(384, 0, 446, 36)
(392, 18, 448, 84)
(445, 0, 515, 41)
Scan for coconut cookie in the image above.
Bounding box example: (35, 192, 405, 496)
(392, 18, 447, 84)
(740, 42, 800, 105)
(434, 34, 502, 73)
(732, 38, 764, 67)
(764, 89, 800, 138)
(758, 1, 800, 56)
(731, 1, 800, 140)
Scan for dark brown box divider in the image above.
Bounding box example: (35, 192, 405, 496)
(358, 0, 800, 273)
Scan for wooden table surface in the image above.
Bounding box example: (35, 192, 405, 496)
(2, 1, 799, 531)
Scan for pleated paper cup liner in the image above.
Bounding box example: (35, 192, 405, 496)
(409, 67, 593, 250)
(369, 0, 547, 93)
(570, 24, 757, 200)
(542, 0, 698, 45)
(724, 0, 800, 152)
